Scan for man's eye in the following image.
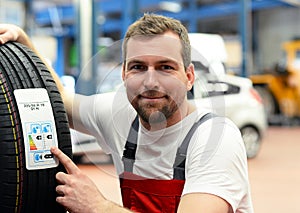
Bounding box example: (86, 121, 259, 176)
(129, 65, 147, 71)
(161, 65, 174, 70)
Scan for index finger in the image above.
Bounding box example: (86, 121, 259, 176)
(51, 146, 79, 174)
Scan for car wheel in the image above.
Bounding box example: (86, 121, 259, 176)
(240, 126, 261, 159)
(0, 42, 72, 212)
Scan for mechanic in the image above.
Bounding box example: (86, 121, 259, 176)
(0, 13, 253, 213)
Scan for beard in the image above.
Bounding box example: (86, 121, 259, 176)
(131, 90, 183, 124)
(136, 104, 175, 124)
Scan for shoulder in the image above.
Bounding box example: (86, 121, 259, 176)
(185, 113, 247, 164)
(183, 115, 252, 212)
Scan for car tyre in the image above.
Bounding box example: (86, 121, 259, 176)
(240, 126, 261, 159)
(0, 42, 72, 212)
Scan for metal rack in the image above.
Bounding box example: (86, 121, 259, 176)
(32, 0, 297, 37)
(13, 0, 300, 79)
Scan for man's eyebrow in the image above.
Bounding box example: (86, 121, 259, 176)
(126, 58, 181, 66)
(157, 59, 178, 65)
(127, 59, 144, 64)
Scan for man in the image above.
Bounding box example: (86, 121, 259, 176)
(0, 14, 253, 213)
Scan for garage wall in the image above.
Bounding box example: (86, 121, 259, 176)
(32, 36, 57, 66)
(256, 7, 300, 72)
(0, 0, 25, 27)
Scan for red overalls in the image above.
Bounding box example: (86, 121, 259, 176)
(120, 113, 214, 213)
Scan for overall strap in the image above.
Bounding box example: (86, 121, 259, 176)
(122, 116, 139, 172)
(122, 113, 216, 176)
(173, 113, 216, 180)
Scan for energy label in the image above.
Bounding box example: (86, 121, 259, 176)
(14, 88, 59, 170)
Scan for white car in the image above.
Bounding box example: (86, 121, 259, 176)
(191, 71, 267, 158)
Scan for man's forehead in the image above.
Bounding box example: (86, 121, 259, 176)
(127, 34, 181, 45)
(126, 34, 182, 60)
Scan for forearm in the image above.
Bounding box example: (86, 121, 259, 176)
(19, 28, 65, 93)
(20, 30, 74, 125)
(2, 24, 74, 124)
(100, 200, 133, 213)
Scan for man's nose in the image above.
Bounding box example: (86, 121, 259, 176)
(144, 66, 159, 89)
(143, 67, 159, 89)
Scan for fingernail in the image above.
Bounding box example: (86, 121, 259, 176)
(50, 146, 57, 153)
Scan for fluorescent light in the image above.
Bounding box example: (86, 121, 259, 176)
(158, 1, 182, 13)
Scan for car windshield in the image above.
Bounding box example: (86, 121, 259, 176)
(96, 39, 123, 94)
(96, 64, 122, 94)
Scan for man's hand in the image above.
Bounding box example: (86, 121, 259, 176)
(0, 24, 19, 43)
(0, 24, 33, 48)
(51, 147, 132, 213)
(51, 147, 108, 213)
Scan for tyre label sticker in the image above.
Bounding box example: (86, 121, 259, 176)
(14, 88, 59, 170)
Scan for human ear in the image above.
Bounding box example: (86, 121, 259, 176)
(186, 63, 195, 91)
(121, 63, 126, 81)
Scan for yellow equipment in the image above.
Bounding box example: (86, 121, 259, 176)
(250, 39, 300, 124)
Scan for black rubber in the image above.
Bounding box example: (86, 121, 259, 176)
(0, 42, 72, 213)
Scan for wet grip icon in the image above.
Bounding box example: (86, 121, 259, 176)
(26, 122, 56, 167)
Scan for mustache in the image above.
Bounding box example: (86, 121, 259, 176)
(139, 90, 168, 98)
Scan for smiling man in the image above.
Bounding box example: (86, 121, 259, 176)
(0, 13, 253, 213)
(123, 32, 195, 130)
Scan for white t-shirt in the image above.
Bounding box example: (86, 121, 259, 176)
(75, 87, 253, 213)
